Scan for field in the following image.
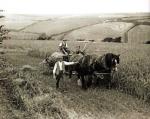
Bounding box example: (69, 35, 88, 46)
(1, 14, 150, 119)
(1, 14, 150, 43)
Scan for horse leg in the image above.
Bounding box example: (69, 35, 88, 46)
(81, 75, 86, 89)
(77, 73, 80, 79)
(92, 73, 98, 87)
(106, 74, 111, 89)
(87, 75, 92, 88)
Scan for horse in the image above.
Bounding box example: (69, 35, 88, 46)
(92, 53, 120, 88)
(75, 53, 120, 89)
(92, 53, 120, 72)
(68, 53, 84, 78)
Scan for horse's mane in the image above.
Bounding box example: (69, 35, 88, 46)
(79, 55, 90, 67)
(78, 54, 97, 68)
(105, 53, 114, 68)
(95, 53, 115, 70)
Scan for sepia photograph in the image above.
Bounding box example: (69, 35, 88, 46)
(0, 0, 150, 119)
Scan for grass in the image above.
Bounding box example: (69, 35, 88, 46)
(114, 46, 150, 101)
(2, 40, 150, 119)
(3, 40, 150, 102)
(0, 54, 69, 118)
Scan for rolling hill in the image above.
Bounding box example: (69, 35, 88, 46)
(1, 13, 150, 43)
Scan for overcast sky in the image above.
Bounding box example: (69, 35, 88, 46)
(0, 0, 150, 15)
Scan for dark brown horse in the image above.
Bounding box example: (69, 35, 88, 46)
(91, 53, 120, 88)
(72, 53, 120, 89)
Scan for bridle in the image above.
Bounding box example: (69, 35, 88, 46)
(111, 57, 119, 71)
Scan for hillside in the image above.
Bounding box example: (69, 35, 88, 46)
(21, 17, 102, 35)
(64, 22, 133, 42)
(1, 14, 150, 42)
(0, 14, 52, 30)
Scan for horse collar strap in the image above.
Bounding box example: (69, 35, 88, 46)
(102, 55, 108, 70)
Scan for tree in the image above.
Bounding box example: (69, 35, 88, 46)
(0, 25, 10, 44)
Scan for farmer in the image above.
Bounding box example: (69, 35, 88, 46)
(59, 40, 70, 55)
(53, 56, 78, 88)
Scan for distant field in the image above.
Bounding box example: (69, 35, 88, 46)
(21, 17, 102, 35)
(3, 39, 150, 55)
(0, 14, 53, 30)
(1, 14, 149, 43)
(64, 22, 133, 42)
(8, 31, 39, 40)
(128, 25, 150, 43)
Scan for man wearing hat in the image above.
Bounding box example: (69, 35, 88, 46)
(59, 40, 70, 55)
(53, 56, 78, 88)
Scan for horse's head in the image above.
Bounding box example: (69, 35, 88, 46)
(109, 54, 120, 72)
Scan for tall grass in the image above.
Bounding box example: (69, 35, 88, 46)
(3, 40, 150, 101)
(27, 48, 52, 58)
(114, 47, 150, 101)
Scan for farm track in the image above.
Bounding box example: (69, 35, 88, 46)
(1, 50, 150, 119)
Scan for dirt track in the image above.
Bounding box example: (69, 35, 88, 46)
(0, 51, 150, 119)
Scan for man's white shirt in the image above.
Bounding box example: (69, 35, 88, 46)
(53, 61, 76, 75)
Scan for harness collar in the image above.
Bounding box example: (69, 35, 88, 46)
(96, 54, 109, 70)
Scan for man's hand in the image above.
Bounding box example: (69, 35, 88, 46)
(74, 62, 79, 64)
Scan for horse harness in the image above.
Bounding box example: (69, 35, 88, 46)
(95, 54, 109, 70)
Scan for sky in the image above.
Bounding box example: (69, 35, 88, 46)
(0, 0, 150, 15)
